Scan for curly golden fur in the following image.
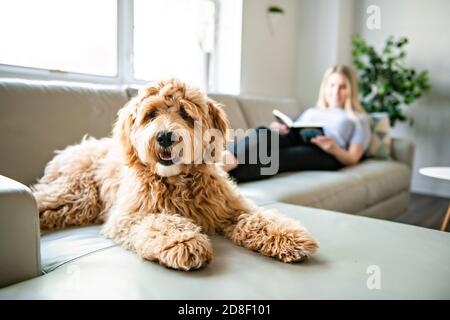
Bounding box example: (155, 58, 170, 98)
(33, 78, 318, 270)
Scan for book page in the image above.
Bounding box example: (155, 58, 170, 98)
(272, 109, 293, 127)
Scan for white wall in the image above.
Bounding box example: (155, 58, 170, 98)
(240, 0, 299, 98)
(294, 0, 355, 107)
(354, 0, 450, 197)
(240, 0, 354, 104)
(295, 0, 338, 106)
(240, 0, 450, 197)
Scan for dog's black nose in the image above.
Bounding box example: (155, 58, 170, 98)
(157, 131, 173, 148)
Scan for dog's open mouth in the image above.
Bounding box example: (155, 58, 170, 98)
(158, 149, 175, 166)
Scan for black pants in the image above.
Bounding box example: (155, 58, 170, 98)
(227, 126, 343, 183)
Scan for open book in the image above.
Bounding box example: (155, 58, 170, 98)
(272, 109, 324, 143)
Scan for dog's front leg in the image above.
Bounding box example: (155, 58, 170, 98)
(223, 209, 318, 263)
(102, 212, 213, 271)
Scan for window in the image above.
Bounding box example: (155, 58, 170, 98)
(0, 0, 117, 76)
(134, 0, 215, 89)
(0, 0, 241, 93)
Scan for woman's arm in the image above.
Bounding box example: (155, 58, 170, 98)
(331, 143, 364, 166)
(269, 121, 290, 135)
(311, 136, 364, 166)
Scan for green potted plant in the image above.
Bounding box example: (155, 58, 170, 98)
(267, 5, 284, 35)
(267, 5, 284, 14)
(352, 34, 431, 126)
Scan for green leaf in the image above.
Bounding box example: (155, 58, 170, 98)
(352, 34, 431, 127)
(267, 6, 284, 13)
(404, 96, 414, 104)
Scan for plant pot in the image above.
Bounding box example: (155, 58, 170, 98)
(267, 12, 283, 35)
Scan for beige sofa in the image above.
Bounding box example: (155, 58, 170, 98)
(0, 79, 413, 220)
(3, 79, 445, 300)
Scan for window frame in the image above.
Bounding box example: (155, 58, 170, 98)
(0, 0, 224, 90)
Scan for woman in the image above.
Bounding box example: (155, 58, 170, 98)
(223, 65, 371, 182)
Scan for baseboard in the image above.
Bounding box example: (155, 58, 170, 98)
(412, 186, 450, 199)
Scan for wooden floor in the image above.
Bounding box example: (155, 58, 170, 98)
(395, 193, 449, 232)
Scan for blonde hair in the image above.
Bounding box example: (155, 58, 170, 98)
(316, 65, 367, 122)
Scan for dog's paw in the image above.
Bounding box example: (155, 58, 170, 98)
(157, 231, 213, 271)
(261, 229, 319, 263)
(228, 210, 318, 263)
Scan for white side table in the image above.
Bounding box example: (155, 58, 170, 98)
(419, 167, 450, 231)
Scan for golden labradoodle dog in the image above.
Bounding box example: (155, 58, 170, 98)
(33, 78, 318, 271)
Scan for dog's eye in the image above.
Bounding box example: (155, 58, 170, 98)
(145, 110, 157, 121)
(179, 106, 193, 121)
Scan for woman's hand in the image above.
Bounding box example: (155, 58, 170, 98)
(311, 136, 338, 154)
(269, 121, 290, 135)
(312, 136, 364, 166)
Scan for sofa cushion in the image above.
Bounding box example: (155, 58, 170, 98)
(40, 226, 116, 274)
(0, 79, 128, 186)
(237, 95, 303, 128)
(238, 171, 367, 214)
(341, 159, 411, 207)
(237, 159, 411, 215)
(358, 191, 410, 220)
(208, 93, 249, 130)
(1, 202, 449, 299)
(366, 112, 392, 159)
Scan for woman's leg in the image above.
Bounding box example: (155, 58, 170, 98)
(277, 144, 342, 173)
(227, 126, 294, 157)
(226, 127, 342, 183)
(226, 126, 296, 182)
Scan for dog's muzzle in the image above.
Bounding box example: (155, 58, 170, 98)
(157, 131, 174, 148)
(158, 148, 176, 166)
(157, 131, 177, 166)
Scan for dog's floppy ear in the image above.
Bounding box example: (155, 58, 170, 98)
(207, 98, 229, 145)
(113, 83, 161, 167)
(113, 99, 140, 167)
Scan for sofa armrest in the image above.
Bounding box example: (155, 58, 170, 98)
(0, 175, 41, 288)
(390, 137, 415, 168)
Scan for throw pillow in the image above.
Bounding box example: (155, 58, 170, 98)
(365, 112, 391, 159)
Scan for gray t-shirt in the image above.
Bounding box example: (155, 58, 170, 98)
(295, 107, 371, 151)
